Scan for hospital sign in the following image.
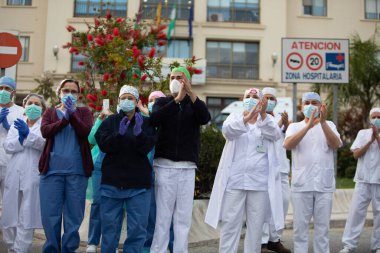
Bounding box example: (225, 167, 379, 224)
(281, 38, 349, 83)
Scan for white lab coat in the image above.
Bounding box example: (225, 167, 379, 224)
(2, 117, 45, 229)
(205, 112, 284, 231)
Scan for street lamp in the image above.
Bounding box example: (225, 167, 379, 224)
(53, 44, 59, 60)
(271, 52, 278, 67)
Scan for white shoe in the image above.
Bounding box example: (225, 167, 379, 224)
(339, 247, 353, 253)
(86, 245, 97, 253)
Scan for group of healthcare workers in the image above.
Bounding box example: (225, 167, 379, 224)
(0, 70, 379, 253)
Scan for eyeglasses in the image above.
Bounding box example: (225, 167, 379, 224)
(0, 86, 13, 92)
(61, 88, 79, 95)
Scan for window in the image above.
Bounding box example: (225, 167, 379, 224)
(207, 0, 259, 23)
(145, 39, 192, 58)
(141, 0, 192, 20)
(6, 0, 32, 5)
(71, 54, 86, 73)
(19, 36, 30, 62)
(303, 0, 327, 16)
(365, 0, 380, 19)
(74, 0, 127, 17)
(207, 97, 239, 119)
(206, 41, 259, 79)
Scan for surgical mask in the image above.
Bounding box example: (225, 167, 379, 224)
(148, 102, 154, 113)
(61, 94, 77, 105)
(243, 98, 259, 112)
(169, 79, 181, 95)
(303, 105, 319, 118)
(0, 90, 11, 104)
(25, 104, 42, 120)
(371, 118, 380, 128)
(119, 99, 135, 112)
(266, 100, 276, 112)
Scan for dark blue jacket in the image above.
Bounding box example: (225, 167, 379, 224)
(150, 95, 211, 165)
(95, 111, 156, 188)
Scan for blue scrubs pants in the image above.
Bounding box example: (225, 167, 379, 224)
(101, 190, 151, 253)
(87, 170, 102, 245)
(39, 174, 88, 253)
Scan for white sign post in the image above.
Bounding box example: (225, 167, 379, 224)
(282, 38, 349, 83)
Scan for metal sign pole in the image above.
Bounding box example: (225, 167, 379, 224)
(1, 68, 5, 77)
(293, 82, 297, 122)
(333, 83, 338, 176)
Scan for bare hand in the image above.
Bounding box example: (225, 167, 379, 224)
(260, 98, 268, 117)
(371, 124, 379, 143)
(175, 82, 187, 103)
(281, 111, 289, 128)
(244, 100, 262, 123)
(320, 104, 327, 124)
(307, 108, 319, 129)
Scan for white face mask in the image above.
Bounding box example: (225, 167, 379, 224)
(169, 79, 181, 95)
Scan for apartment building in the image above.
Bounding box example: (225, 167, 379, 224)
(0, 0, 379, 117)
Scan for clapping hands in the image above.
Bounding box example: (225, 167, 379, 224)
(133, 113, 143, 136)
(0, 108, 10, 130)
(14, 118, 29, 144)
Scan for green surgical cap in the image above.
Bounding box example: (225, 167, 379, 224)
(171, 66, 191, 80)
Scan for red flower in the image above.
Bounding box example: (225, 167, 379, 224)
(116, 18, 123, 23)
(69, 47, 78, 53)
(194, 68, 203, 74)
(106, 11, 112, 20)
(148, 47, 156, 58)
(187, 67, 193, 73)
(141, 74, 148, 81)
(94, 18, 100, 27)
(66, 25, 76, 32)
(132, 73, 139, 79)
(88, 103, 96, 110)
(95, 38, 105, 46)
(95, 105, 103, 112)
(103, 73, 110, 81)
(80, 87, 85, 93)
(132, 46, 140, 59)
(158, 24, 167, 31)
(101, 90, 108, 96)
(191, 55, 196, 64)
(78, 61, 84, 66)
(158, 40, 167, 46)
(106, 34, 113, 41)
(87, 94, 97, 102)
(138, 55, 145, 69)
(78, 95, 83, 100)
(87, 34, 93, 41)
(157, 33, 167, 40)
(120, 71, 126, 80)
(113, 27, 120, 37)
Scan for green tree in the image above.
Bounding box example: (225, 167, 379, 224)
(33, 71, 58, 106)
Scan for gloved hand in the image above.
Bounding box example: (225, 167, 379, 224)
(0, 108, 10, 130)
(133, 113, 143, 136)
(119, 116, 130, 135)
(64, 96, 76, 119)
(14, 118, 29, 144)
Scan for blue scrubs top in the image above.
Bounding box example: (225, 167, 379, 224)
(46, 109, 84, 176)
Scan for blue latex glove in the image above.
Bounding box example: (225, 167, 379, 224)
(133, 113, 143, 136)
(14, 118, 29, 144)
(119, 116, 130, 135)
(64, 96, 76, 119)
(0, 108, 10, 130)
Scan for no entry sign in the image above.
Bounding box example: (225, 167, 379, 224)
(0, 32, 22, 68)
(281, 38, 349, 83)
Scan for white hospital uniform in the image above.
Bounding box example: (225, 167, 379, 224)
(341, 129, 380, 251)
(285, 120, 341, 253)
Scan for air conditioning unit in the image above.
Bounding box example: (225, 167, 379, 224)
(209, 13, 223, 22)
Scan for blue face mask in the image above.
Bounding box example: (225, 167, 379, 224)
(266, 100, 276, 112)
(371, 118, 380, 129)
(303, 105, 319, 118)
(0, 90, 11, 104)
(243, 98, 259, 112)
(119, 99, 135, 112)
(148, 102, 154, 113)
(25, 104, 42, 120)
(61, 94, 77, 105)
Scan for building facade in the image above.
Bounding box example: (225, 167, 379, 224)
(0, 0, 379, 117)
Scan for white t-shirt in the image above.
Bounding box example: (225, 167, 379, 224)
(285, 120, 341, 192)
(351, 129, 380, 184)
(227, 123, 269, 191)
(0, 104, 24, 168)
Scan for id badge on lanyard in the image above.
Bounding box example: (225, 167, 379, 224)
(256, 137, 267, 153)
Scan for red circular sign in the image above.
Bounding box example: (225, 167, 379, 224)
(0, 33, 22, 68)
(286, 52, 303, 71)
(306, 53, 323, 71)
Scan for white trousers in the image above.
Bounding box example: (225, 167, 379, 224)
(151, 167, 195, 253)
(342, 182, 380, 251)
(0, 165, 6, 220)
(3, 226, 34, 253)
(292, 191, 332, 253)
(219, 189, 270, 253)
(262, 173, 290, 243)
